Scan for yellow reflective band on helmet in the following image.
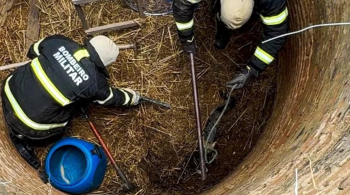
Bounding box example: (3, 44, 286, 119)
(254, 47, 274, 64)
(260, 8, 288, 25)
(33, 39, 45, 56)
(31, 58, 71, 106)
(4, 76, 68, 130)
(94, 88, 114, 105)
(119, 89, 131, 105)
(176, 19, 194, 31)
(74, 49, 90, 61)
(187, 0, 201, 4)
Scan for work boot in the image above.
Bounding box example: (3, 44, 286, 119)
(9, 133, 40, 169)
(215, 16, 233, 50)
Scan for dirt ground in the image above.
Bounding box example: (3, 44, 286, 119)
(0, 0, 276, 194)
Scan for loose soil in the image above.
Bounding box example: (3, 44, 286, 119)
(0, 0, 276, 194)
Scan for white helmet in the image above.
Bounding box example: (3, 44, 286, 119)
(89, 35, 119, 67)
(220, 0, 254, 29)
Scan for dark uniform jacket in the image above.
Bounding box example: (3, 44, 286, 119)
(173, 0, 289, 73)
(1, 35, 133, 140)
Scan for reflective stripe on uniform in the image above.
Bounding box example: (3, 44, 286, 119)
(260, 8, 288, 25)
(187, 0, 201, 4)
(94, 88, 114, 105)
(254, 47, 274, 64)
(33, 39, 45, 56)
(31, 58, 71, 106)
(119, 89, 131, 105)
(176, 19, 194, 31)
(4, 76, 68, 130)
(74, 49, 90, 61)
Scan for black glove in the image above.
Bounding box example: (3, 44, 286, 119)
(180, 36, 196, 54)
(210, 0, 220, 14)
(226, 66, 258, 89)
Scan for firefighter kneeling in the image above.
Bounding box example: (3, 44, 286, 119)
(1, 35, 140, 169)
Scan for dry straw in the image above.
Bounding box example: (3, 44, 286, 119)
(0, 0, 276, 194)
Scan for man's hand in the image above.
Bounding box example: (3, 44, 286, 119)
(181, 36, 196, 54)
(122, 88, 141, 106)
(226, 66, 257, 89)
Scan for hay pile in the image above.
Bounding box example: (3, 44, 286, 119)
(0, 0, 14, 26)
(0, 0, 276, 194)
(123, 0, 172, 14)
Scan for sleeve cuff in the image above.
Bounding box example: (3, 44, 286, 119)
(247, 61, 261, 77)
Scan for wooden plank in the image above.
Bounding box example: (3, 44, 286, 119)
(1, 43, 134, 71)
(0, 61, 31, 71)
(25, 0, 40, 51)
(0, 0, 14, 26)
(85, 20, 139, 35)
(72, 0, 99, 5)
(117, 44, 135, 50)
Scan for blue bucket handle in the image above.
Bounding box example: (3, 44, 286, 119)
(91, 145, 103, 159)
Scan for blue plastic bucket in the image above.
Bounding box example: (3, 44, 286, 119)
(45, 137, 107, 194)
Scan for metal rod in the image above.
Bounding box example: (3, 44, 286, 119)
(117, 43, 136, 50)
(74, 5, 89, 30)
(85, 20, 139, 35)
(140, 96, 171, 109)
(81, 108, 134, 191)
(189, 53, 206, 180)
(136, 0, 145, 18)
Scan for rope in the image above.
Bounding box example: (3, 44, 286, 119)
(263, 22, 350, 44)
(204, 84, 237, 164)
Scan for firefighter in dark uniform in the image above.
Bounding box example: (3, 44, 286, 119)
(173, 0, 289, 88)
(173, 0, 288, 151)
(1, 35, 140, 169)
